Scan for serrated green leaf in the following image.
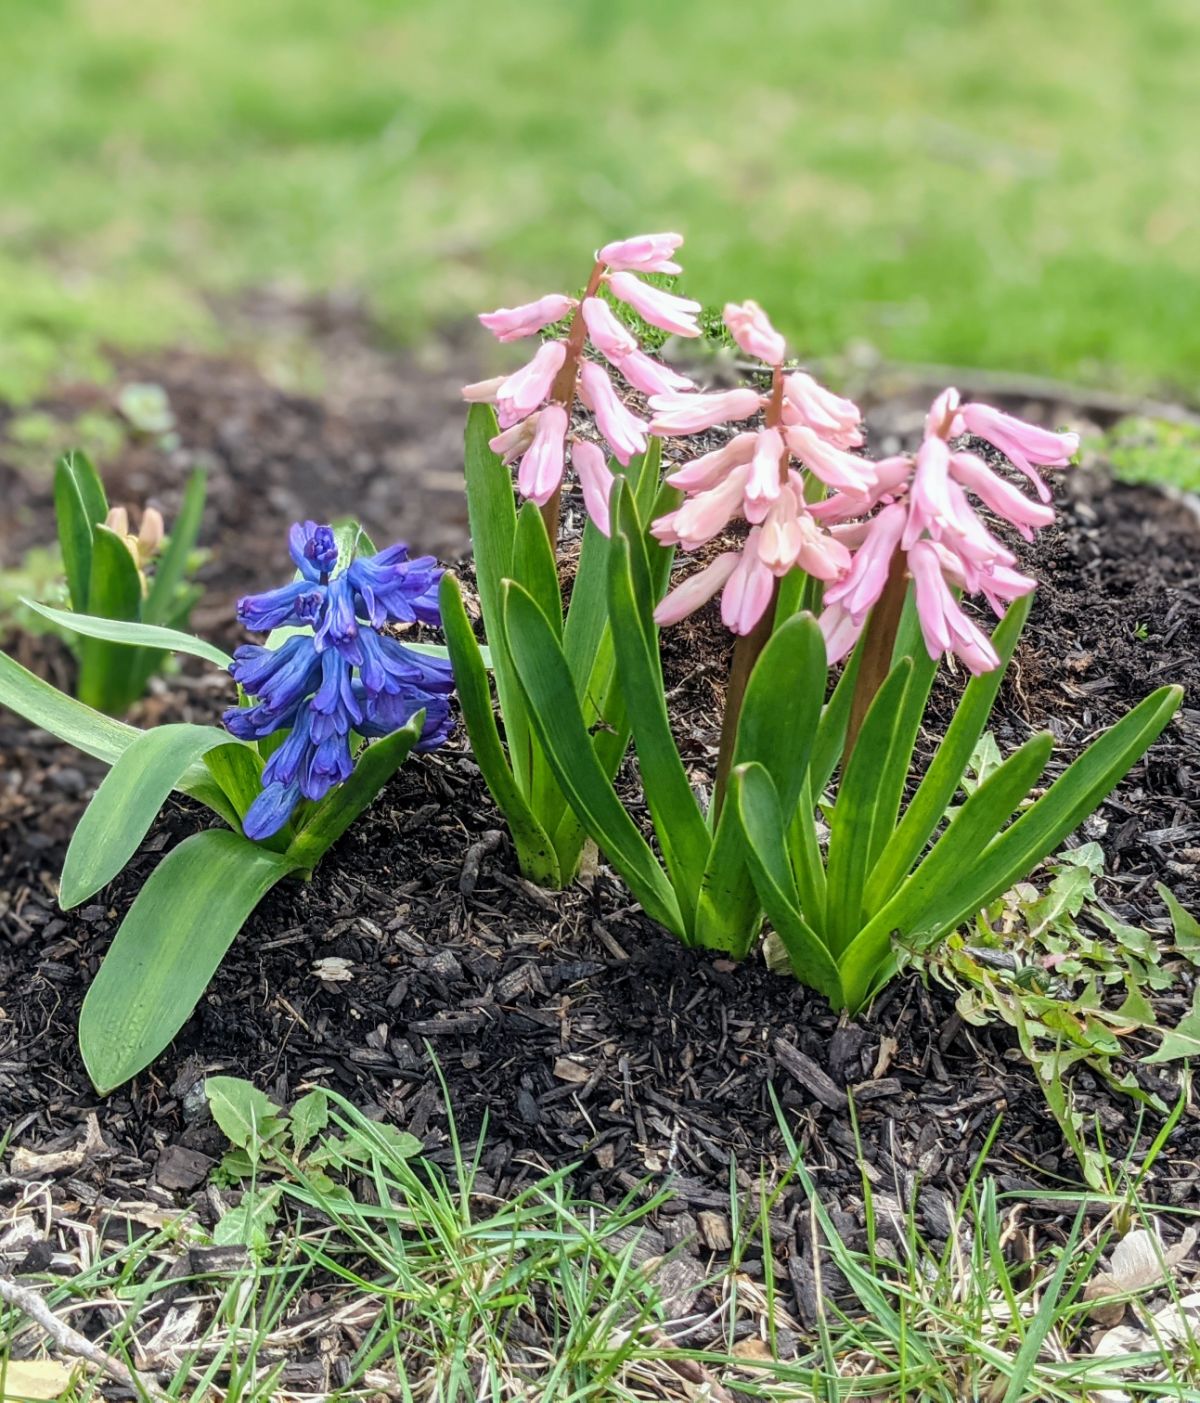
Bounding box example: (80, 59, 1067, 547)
(1143, 989, 1200, 1064)
(60, 723, 244, 909)
(1157, 882, 1200, 964)
(290, 1089, 329, 1156)
(80, 830, 299, 1093)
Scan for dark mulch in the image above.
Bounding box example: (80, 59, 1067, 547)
(1, 319, 1199, 1329)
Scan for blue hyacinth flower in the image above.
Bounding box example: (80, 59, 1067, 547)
(225, 522, 455, 840)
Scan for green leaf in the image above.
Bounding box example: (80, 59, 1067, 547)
(205, 1075, 287, 1151)
(60, 723, 244, 909)
(143, 467, 207, 625)
(731, 764, 844, 1003)
(607, 524, 709, 933)
(865, 594, 1031, 913)
(839, 733, 1056, 1009)
(76, 524, 150, 713)
(0, 648, 238, 822)
(1157, 882, 1200, 964)
(501, 580, 683, 935)
(290, 1089, 329, 1156)
(80, 830, 299, 1093)
(286, 715, 424, 870)
(23, 600, 232, 669)
(440, 572, 560, 886)
(824, 661, 910, 953)
(810, 631, 865, 796)
(1144, 988, 1200, 1064)
(864, 634, 939, 873)
(54, 450, 107, 612)
(201, 741, 269, 829)
(513, 500, 562, 638)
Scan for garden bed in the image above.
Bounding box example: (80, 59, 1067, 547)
(2, 321, 1199, 1337)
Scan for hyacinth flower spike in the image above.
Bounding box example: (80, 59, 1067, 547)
(465, 232, 700, 538)
(225, 522, 454, 840)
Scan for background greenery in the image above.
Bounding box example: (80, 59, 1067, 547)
(0, 0, 1196, 401)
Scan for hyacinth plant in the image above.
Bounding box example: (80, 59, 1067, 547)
(0, 522, 454, 1091)
(496, 294, 1180, 1006)
(30, 449, 208, 714)
(444, 233, 700, 887)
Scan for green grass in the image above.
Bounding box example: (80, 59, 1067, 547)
(0, 0, 1198, 402)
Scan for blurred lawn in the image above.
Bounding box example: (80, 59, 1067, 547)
(0, 0, 1197, 401)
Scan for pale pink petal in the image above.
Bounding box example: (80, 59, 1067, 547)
(909, 540, 1000, 674)
(461, 375, 505, 404)
(958, 402, 1079, 503)
(949, 451, 1056, 540)
(515, 404, 568, 506)
(744, 426, 786, 518)
(924, 386, 962, 439)
(649, 387, 763, 436)
(721, 530, 776, 635)
(581, 297, 637, 359)
(653, 552, 739, 626)
(979, 561, 1038, 618)
(572, 439, 616, 536)
(665, 466, 751, 548)
(901, 434, 952, 549)
(599, 232, 685, 275)
(665, 432, 757, 491)
(723, 300, 787, 365)
(824, 502, 907, 622)
(786, 424, 876, 494)
(614, 347, 695, 397)
(479, 293, 575, 343)
(577, 361, 648, 466)
(781, 371, 864, 448)
(496, 341, 567, 426)
(606, 271, 702, 338)
(490, 413, 539, 465)
(818, 601, 864, 665)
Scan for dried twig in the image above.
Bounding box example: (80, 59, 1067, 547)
(0, 1273, 172, 1402)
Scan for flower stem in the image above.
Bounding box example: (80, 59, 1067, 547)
(843, 547, 909, 764)
(540, 259, 607, 547)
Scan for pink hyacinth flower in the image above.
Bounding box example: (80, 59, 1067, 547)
(461, 375, 505, 404)
(818, 601, 865, 666)
(496, 340, 567, 428)
(908, 541, 1000, 674)
(949, 452, 1056, 541)
(925, 386, 962, 438)
(721, 529, 777, 635)
(616, 347, 695, 397)
(824, 502, 908, 623)
(744, 427, 786, 521)
(654, 550, 740, 627)
(490, 413, 539, 465)
(599, 232, 685, 276)
(572, 439, 616, 536)
(978, 560, 1038, 618)
(785, 424, 876, 495)
(757, 482, 852, 579)
(606, 271, 702, 338)
(516, 404, 568, 506)
(652, 465, 751, 550)
(577, 361, 648, 466)
(957, 402, 1079, 503)
(901, 434, 953, 549)
(665, 432, 757, 492)
(581, 297, 637, 360)
(781, 372, 864, 448)
(649, 387, 762, 436)
(479, 293, 575, 344)
(724, 300, 787, 365)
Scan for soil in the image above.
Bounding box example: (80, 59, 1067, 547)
(1, 307, 1198, 1348)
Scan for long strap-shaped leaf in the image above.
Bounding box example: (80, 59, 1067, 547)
(24, 600, 233, 669)
(927, 684, 1182, 940)
(501, 580, 683, 934)
(809, 632, 865, 796)
(54, 450, 107, 612)
(731, 763, 844, 1003)
(823, 661, 911, 954)
(144, 467, 206, 625)
(839, 731, 1055, 1009)
(60, 723, 247, 910)
(695, 615, 828, 954)
(79, 829, 299, 1093)
(607, 527, 709, 933)
(77, 524, 146, 713)
(463, 404, 531, 792)
(0, 649, 238, 822)
(440, 572, 560, 886)
(864, 593, 1031, 914)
